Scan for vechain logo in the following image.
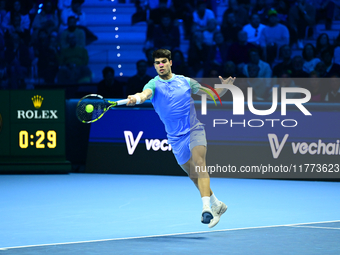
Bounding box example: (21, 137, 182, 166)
(124, 131, 171, 155)
(268, 134, 340, 159)
(268, 134, 289, 158)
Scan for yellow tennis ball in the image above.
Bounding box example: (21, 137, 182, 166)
(85, 104, 94, 113)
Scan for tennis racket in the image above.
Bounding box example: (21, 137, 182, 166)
(76, 94, 129, 123)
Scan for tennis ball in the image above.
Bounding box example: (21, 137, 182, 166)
(85, 104, 94, 113)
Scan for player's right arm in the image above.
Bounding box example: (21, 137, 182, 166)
(127, 89, 153, 106)
(127, 78, 155, 106)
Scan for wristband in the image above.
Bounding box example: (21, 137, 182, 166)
(133, 95, 141, 104)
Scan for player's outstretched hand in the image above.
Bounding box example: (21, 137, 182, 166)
(127, 95, 136, 106)
(219, 76, 236, 85)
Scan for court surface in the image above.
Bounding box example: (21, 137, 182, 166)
(0, 174, 339, 254)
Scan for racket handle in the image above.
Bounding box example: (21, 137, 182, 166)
(116, 99, 130, 105)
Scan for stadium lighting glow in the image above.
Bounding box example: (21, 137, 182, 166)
(112, 3, 121, 76)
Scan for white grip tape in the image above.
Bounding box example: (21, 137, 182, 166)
(133, 95, 141, 104)
(117, 99, 130, 105)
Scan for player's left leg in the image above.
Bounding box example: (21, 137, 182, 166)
(191, 145, 211, 197)
(176, 127, 227, 226)
(180, 154, 213, 224)
(180, 150, 227, 227)
(189, 145, 214, 224)
(191, 145, 228, 228)
(180, 158, 212, 195)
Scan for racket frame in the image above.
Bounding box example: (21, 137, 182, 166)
(76, 94, 129, 123)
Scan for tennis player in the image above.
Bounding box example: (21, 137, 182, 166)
(127, 49, 235, 228)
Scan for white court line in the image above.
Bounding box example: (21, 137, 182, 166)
(0, 219, 339, 251)
(290, 225, 340, 230)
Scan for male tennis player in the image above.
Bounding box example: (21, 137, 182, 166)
(127, 49, 235, 228)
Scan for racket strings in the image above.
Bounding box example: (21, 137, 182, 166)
(76, 96, 107, 123)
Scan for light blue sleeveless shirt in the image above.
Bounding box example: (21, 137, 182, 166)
(143, 74, 202, 142)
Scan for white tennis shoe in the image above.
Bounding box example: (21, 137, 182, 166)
(201, 205, 214, 224)
(208, 201, 228, 228)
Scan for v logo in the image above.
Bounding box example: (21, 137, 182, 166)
(124, 131, 143, 155)
(268, 134, 289, 159)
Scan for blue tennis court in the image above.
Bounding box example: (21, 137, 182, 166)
(0, 174, 339, 254)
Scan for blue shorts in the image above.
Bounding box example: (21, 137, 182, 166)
(169, 125, 207, 165)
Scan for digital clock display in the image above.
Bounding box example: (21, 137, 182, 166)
(19, 130, 56, 149)
(11, 123, 65, 156)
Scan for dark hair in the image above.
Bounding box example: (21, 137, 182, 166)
(12, 0, 21, 9)
(223, 60, 236, 68)
(279, 44, 291, 58)
(248, 47, 260, 56)
(67, 15, 77, 22)
(152, 49, 171, 61)
(172, 48, 184, 61)
(136, 59, 147, 67)
(102, 66, 114, 77)
(197, 0, 207, 7)
(42, 0, 55, 13)
(72, 0, 84, 5)
(302, 43, 316, 60)
(316, 33, 330, 51)
(250, 13, 260, 20)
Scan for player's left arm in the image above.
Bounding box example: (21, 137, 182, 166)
(196, 76, 236, 99)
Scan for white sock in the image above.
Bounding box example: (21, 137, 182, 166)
(210, 193, 220, 207)
(202, 196, 210, 208)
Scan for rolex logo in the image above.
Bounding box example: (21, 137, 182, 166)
(32, 95, 44, 109)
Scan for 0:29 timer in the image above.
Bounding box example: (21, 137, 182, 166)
(19, 130, 57, 149)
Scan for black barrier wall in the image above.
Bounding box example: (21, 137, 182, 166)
(65, 99, 92, 172)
